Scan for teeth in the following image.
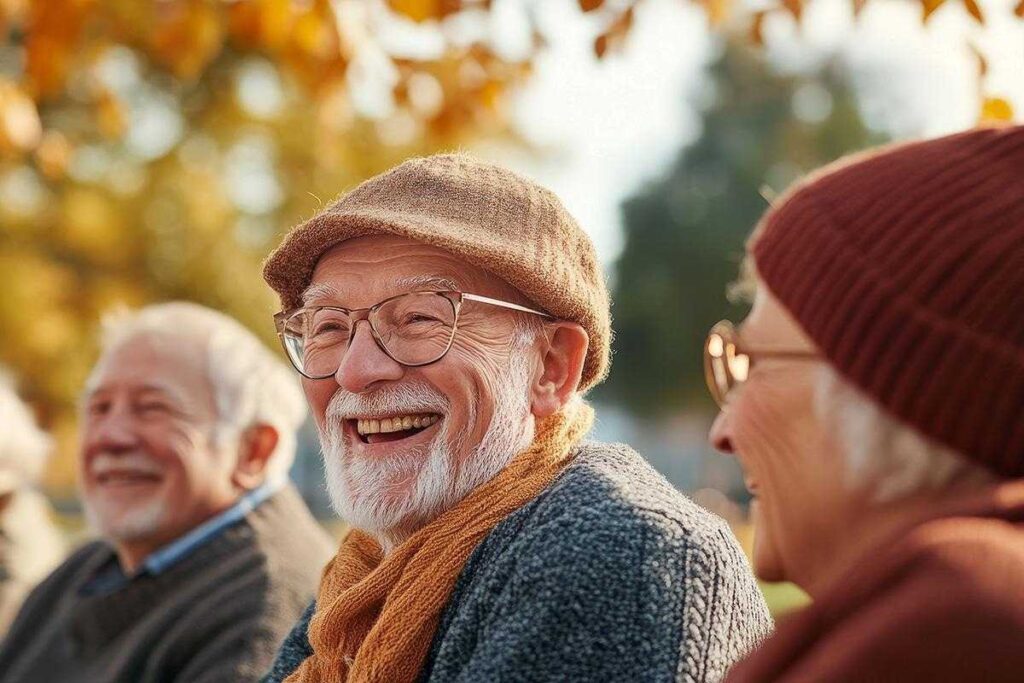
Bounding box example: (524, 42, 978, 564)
(356, 414, 439, 436)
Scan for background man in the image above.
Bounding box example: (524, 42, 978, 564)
(0, 302, 334, 683)
(262, 154, 772, 683)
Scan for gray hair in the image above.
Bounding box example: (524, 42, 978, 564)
(815, 366, 994, 503)
(0, 369, 51, 488)
(89, 302, 307, 483)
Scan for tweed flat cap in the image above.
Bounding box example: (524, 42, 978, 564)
(263, 154, 611, 392)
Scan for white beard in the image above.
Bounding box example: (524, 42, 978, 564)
(82, 454, 170, 543)
(85, 496, 168, 542)
(319, 354, 536, 545)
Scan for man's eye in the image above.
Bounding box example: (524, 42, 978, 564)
(137, 403, 170, 415)
(404, 314, 441, 325)
(87, 401, 111, 416)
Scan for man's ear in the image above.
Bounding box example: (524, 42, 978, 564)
(530, 322, 589, 418)
(232, 424, 279, 490)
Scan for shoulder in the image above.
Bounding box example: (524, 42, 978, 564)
(260, 600, 316, 683)
(746, 518, 1024, 682)
(21, 539, 108, 599)
(464, 440, 769, 631)
(433, 442, 770, 681)
(499, 441, 750, 570)
(245, 485, 335, 593)
(889, 516, 1024, 622)
(0, 540, 108, 644)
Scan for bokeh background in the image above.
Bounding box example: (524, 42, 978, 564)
(2, 0, 1022, 615)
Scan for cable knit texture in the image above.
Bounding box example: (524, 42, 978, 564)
(753, 124, 1024, 476)
(262, 441, 773, 683)
(262, 154, 611, 391)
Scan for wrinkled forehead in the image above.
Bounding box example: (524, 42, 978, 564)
(85, 331, 213, 406)
(304, 234, 529, 308)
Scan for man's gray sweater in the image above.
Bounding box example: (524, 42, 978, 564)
(263, 442, 773, 683)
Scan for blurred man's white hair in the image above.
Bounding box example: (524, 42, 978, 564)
(89, 302, 306, 483)
(815, 366, 995, 503)
(0, 370, 51, 490)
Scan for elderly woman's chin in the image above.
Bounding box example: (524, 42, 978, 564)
(749, 499, 788, 583)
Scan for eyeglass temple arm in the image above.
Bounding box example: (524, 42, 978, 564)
(740, 347, 819, 360)
(461, 293, 554, 318)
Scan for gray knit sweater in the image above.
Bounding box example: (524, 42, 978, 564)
(263, 442, 772, 683)
(0, 485, 335, 683)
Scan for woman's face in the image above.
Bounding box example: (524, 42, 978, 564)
(709, 285, 853, 587)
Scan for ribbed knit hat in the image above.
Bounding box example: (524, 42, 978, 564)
(263, 154, 611, 392)
(753, 124, 1024, 478)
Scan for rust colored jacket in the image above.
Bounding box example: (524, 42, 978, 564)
(727, 480, 1024, 683)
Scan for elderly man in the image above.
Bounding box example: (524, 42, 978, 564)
(0, 303, 334, 683)
(0, 371, 65, 635)
(261, 154, 771, 683)
(706, 125, 1024, 682)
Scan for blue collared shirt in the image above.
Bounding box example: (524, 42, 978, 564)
(79, 478, 284, 596)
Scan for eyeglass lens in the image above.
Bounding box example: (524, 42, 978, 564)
(282, 293, 458, 377)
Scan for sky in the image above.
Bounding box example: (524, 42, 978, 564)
(480, 0, 1024, 266)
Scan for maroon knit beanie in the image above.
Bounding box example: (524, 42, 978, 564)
(752, 124, 1024, 478)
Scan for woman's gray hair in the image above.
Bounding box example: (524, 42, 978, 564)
(815, 366, 994, 502)
(0, 370, 51, 488)
(90, 302, 307, 483)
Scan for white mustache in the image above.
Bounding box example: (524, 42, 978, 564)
(90, 453, 163, 476)
(325, 381, 450, 424)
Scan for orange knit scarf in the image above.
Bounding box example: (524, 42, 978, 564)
(285, 402, 594, 683)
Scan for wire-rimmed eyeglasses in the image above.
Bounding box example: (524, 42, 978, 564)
(275, 290, 552, 380)
(704, 320, 819, 407)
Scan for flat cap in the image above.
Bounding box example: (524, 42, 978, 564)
(263, 154, 611, 392)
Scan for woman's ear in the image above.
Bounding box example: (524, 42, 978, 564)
(530, 322, 589, 418)
(232, 424, 279, 490)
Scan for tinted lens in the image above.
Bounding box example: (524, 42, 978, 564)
(283, 308, 351, 378)
(705, 322, 750, 407)
(704, 328, 730, 406)
(373, 292, 457, 365)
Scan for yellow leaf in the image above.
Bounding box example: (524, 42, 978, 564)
(701, 0, 731, 25)
(980, 97, 1014, 123)
(1015, 0, 1024, 17)
(149, 0, 225, 80)
(963, 0, 984, 23)
(0, 79, 42, 153)
(921, 0, 946, 22)
(34, 130, 73, 179)
(782, 0, 803, 20)
(388, 0, 442, 22)
(750, 11, 768, 46)
(592, 8, 633, 58)
(969, 42, 987, 78)
(579, 0, 604, 11)
(95, 89, 125, 139)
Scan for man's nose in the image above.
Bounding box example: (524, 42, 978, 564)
(334, 321, 405, 393)
(88, 406, 141, 453)
(709, 411, 735, 454)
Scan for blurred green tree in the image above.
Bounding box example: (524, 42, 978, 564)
(598, 41, 886, 415)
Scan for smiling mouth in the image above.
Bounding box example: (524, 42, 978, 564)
(351, 413, 442, 444)
(95, 471, 162, 486)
